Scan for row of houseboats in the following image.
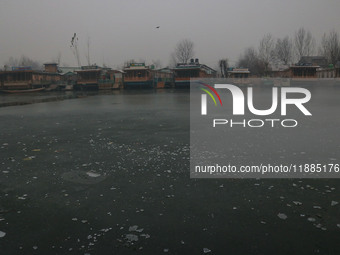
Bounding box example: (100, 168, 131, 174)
(2, 56, 340, 92)
(0, 59, 218, 92)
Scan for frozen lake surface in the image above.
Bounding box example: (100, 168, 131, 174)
(0, 89, 339, 254)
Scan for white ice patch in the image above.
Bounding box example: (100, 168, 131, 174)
(277, 213, 288, 220)
(331, 201, 338, 206)
(86, 172, 101, 178)
(0, 231, 6, 238)
(203, 248, 212, 253)
(125, 234, 138, 242)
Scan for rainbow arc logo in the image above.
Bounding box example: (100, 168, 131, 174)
(200, 83, 223, 106)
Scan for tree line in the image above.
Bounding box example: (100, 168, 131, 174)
(235, 27, 340, 76)
(170, 28, 340, 77)
(2, 27, 339, 75)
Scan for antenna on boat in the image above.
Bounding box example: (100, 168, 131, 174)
(86, 36, 91, 66)
(70, 33, 81, 67)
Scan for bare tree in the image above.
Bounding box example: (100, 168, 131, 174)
(151, 59, 162, 69)
(218, 58, 229, 77)
(294, 27, 315, 60)
(274, 36, 293, 65)
(238, 47, 265, 76)
(173, 39, 194, 64)
(238, 47, 257, 68)
(5, 55, 42, 70)
(169, 52, 178, 67)
(320, 30, 340, 66)
(258, 33, 275, 73)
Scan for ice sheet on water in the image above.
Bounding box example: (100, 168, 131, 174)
(129, 225, 138, 232)
(331, 201, 338, 206)
(86, 171, 101, 178)
(125, 234, 138, 242)
(140, 234, 150, 239)
(129, 225, 144, 232)
(277, 213, 287, 220)
(0, 231, 6, 238)
(203, 248, 211, 253)
(62, 171, 106, 184)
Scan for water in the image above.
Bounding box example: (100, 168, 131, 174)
(0, 89, 339, 254)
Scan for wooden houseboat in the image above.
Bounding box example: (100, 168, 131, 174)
(58, 66, 81, 90)
(227, 68, 250, 79)
(123, 63, 154, 88)
(0, 64, 61, 92)
(172, 59, 216, 88)
(123, 63, 173, 89)
(227, 68, 252, 85)
(99, 68, 116, 90)
(75, 65, 114, 90)
(289, 65, 319, 79)
(288, 56, 326, 84)
(317, 65, 336, 79)
(153, 68, 174, 88)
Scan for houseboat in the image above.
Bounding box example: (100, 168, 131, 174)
(123, 63, 154, 89)
(226, 68, 253, 85)
(123, 63, 174, 89)
(290, 65, 319, 79)
(58, 67, 81, 91)
(153, 68, 174, 88)
(172, 59, 216, 88)
(288, 56, 327, 85)
(0, 64, 61, 92)
(75, 65, 114, 90)
(98, 69, 116, 90)
(227, 68, 250, 79)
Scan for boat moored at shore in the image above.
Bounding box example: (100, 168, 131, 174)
(0, 64, 61, 92)
(123, 63, 174, 89)
(172, 59, 217, 88)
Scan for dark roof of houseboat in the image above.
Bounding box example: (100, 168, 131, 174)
(123, 66, 149, 70)
(228, 68, 250, 74)
(290, 65, 320, 68)
(0, 70, 33, 73)
(0, 70, 60, 76)
(173, 63, 216, 73)
(75, 69, 102, 72)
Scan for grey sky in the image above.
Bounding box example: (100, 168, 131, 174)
(1, 0, 340, 69)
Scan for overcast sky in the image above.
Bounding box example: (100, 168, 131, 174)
(1, 0, 340, 69)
